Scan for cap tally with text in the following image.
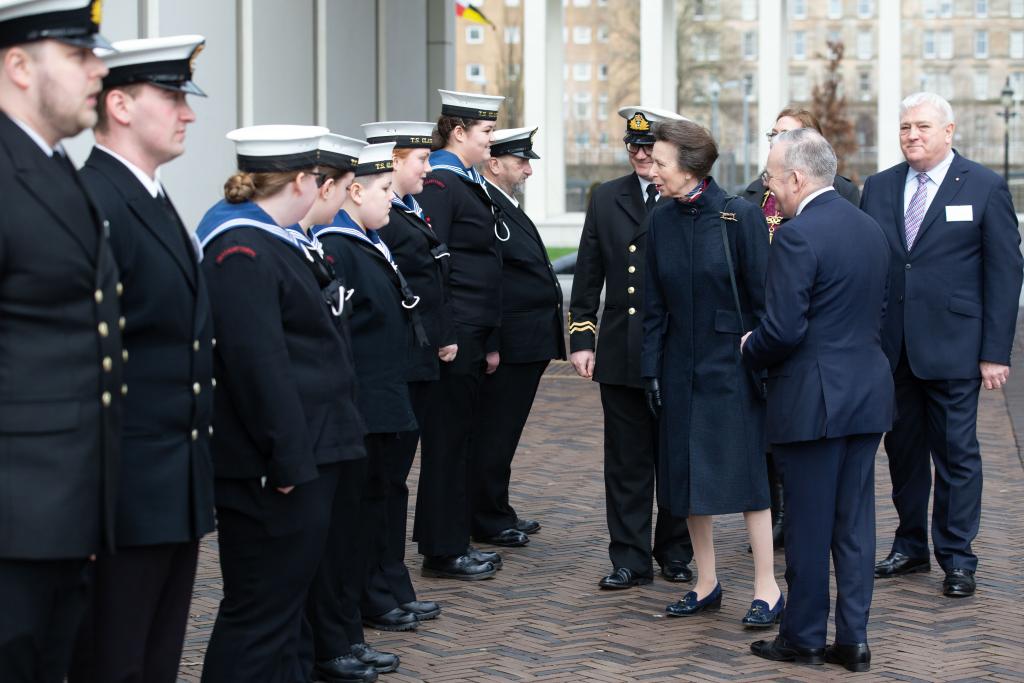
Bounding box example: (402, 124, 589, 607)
(317, 133, 365, 172)
(227, 124, 329, 173)
(438, 89, 504, 121)
(0, 0, 111, 49)
(489, 126, 540, 160)
(617, 105, 687, 145)
(101, 34, 207, 96)
(355, 142, 396, 177)
(361, 121, 434, 149)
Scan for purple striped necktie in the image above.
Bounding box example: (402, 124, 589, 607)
(904, 172, 929, 250)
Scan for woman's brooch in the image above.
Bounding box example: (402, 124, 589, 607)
(719, 211, 738, 222)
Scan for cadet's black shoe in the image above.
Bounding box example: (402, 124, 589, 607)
(659, 560, 694, 583)
(315, 655, 379, 682)
(942, 568, 976, 597)
(824, 642, 871, 672)
(467, 545, 503, 570)
(598, 567, 652, 590)
(400, 600, 441, 621)
(351, 643, 400, 673)
(749, 635, 825, 665)
(514, 518, 541, 534)
(874, 552, 930, 578)
(422, 554, 496, 580)
(475, 528, 529, 547)
(363, 607, 418, 632)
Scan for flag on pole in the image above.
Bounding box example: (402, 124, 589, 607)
(455, 1, 497, 29)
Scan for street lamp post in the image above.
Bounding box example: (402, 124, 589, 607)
(997, 77, 1017, 182)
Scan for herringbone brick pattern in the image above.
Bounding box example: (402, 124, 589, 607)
(179, 360, 1024, 682)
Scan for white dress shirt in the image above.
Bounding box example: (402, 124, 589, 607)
(638, 175, 659, 202)
(95, 144, 162, 198)
(903, 149, 955, 215)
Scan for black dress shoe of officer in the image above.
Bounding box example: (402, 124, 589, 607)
(942, 568, 976, 597)
(659, 560, 694, 583)
(400, 600, 441, 621)
(514, 518, 541, 534)
(421, 554, 496, 580)
(362, 607, 418, 632)
(666, 583, 722, 616)
(475, 528, 529, 547)
(749, 635, 825, 665)
(824, 642, 871, 672)
(874, 552, 930, 578)
(467, 545, 503, 570)
(351, 643, 400, 673)
(598, 567, 652, 589)
(315, 655, 379, 682)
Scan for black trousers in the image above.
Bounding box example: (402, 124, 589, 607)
(362, 429, 418, 618)
(68, 541, 199, 683)
(884, 346, 983, 571)
(201, 464, 341, 683)
(414, 324, 490, 557)
(600, 383, 692, 577)
(469, 359, 549, 537)
(0, 557, 93, 683)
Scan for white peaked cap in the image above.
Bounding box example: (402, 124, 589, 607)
(617, 105, 687, 122)
(438, 89, 504, 120)
(226, 124, 329, 173)
(101, 34, 207, 96)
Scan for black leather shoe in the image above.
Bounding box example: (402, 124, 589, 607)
(467, 546, 503, 569)
(474, 528, 529, 547)
(666, 583, 722, 616)
(942, 568, 976, 597)
(874, 552, 930, 578)
(749, 635, 825, 665)
(421, 554, 496, 580)
(362, 607, 418, 632)
(315, 655, 379, 682)
(824, 642, 871, 672)
(514, 518, 541, 534)
(400, 600, 441, 621)
(598, 567, 652, 589)
(351, 643, 399, 673)
(659, 560, 694, 583)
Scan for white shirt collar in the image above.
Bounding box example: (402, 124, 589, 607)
(638, 175, 659, 200)
(796, 186, 835, 216)
(905, 148, 955, 187)
(9, 115, 62, 158)
(95, 144, 162, 198)
(485, 177, 519, 208)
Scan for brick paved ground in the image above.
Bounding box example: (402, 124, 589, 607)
(179, 361, 1024, 682)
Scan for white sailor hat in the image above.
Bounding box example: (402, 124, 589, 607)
(102, 34, 207, 96)
(0, 0, 111, 49)
(489, 126, 540, 160)
(354, 142, 396, 177)
(361, 121, 434, 149)
(226, 124, 329, 173)
(316, 133, 365, 172)
(438, 89, 504, 121)
(617, 105, 688, 145)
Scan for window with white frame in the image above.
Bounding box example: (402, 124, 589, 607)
(974, 71, 988, 100)
(742, 31, 756, 60)
(575, 132, 590, 148)
(923, 30, 936, 59)
(466, 63, 485, 83)
(857, 30, 872, 60)
(574, 0, 591, 7)
(1013, 0, 1024, 18)
(694, 0, 720, 20)
(597, 63, 608, 80)
(826, 30, 841, 58)
(923, 0, 937, 17)
(938, 30, 954, 59)
(827, 0, 842, 18)
(573, 92, 592, 119)
(975, 0, 988, 17)
(790, 72, 809, 101)
(466, 26, 484, 44)
(1011, 72, 1024, 101)
(857, 0, 873, 18)
(974, 30, 988, 58)
(597, 25, 610, 42)
(598, 94, 608, 120)
(573, 63, 592, 81)
(573, 26, 591, 43)
(791, 0, 807, 19)
(939, 0, 953, 15)
(1011, 31, 1024, 59)
(504, 26, 520, 44)
(792, 31, 806, 60)
(858, 71, 871, 100)
(507, 63, 521, 80)
(707, 32, 720, 60)
(741, 0, 756, 20)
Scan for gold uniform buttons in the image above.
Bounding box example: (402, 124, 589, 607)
(191, 429, 199, 441)
(122, 349, 129, 363)
(628, 307, 637, 315)
(98, 321, 109, 337)
(193, 340, 200, 352)
(211, 337, 217, 348)
(102, 356, 112, 372)
(121, 384, 128, 396)
(94, 289, 103, 304)
(628, 286, 636, 294)
(627, 266, 636, 274)
(208, 425, 215, 437)
(101, 391, 112, 407)
(211, 378, 217, 389)
(628, 244, 637, 253)
(192, 382, 202, 396)
(118, 316, 126, 331)
(116, 282, 124, 296)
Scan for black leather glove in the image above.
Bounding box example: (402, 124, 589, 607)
(644, 377, 662, 419)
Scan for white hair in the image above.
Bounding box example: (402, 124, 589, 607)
(900, 92, 955, 125)
(776, 128, 837, 187)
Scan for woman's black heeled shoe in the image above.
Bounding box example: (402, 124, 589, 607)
(665, 583, 722, 617)
(742, 593, 785, 629)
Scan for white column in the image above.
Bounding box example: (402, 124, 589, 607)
(426, 0, 455, 119)
(757, 0, 786, 165)
(523, 0, 564, 221)
(640, 0, 677, 111)
(876, 0, 902, 171)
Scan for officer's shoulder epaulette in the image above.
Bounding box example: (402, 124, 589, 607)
(214, 244, 257, 265)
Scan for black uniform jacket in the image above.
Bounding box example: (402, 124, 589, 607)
(315, 217, 417, 435)
(569, 172, 652, 387)
(417, 166, 502, 329)
(485, 180, 565, 363)
(80, 147, 215, 547)
(198, 201, 366, 489)
(0, 112, 123, 559)
(376, 199, 456, 382)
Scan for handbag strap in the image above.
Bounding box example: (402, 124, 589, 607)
(718, 196, 745, 332)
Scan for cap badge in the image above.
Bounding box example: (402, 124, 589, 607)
(629, 113, 651, 132)
(91, 0, 103, 26)
(189, 43, 204, 75)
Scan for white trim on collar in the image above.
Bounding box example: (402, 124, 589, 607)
(94, 144, 162, 198)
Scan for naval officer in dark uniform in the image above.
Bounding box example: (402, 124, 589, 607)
(69, 35, 213, 683)
(569, 106, 693, 589)
(469, 126, 565, 548)
(0, 3, 122, 681)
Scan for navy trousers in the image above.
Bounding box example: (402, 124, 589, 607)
(776, 433, 879, 649)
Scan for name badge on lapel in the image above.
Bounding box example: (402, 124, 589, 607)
(945, 205, 973, 222)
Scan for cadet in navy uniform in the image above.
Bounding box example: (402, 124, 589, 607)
(469, 127, 564, 548)
(361, 121, 447, 631)
(195, 125, 366, 683)
(69, 35, 213, 683)
(568, 106, 693, 589)
(0, 3, 122, 681)
(306, 140, 413, 682)
(414, 89, 505, 580)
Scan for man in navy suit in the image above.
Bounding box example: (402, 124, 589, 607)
(861, 92, 1022, 598)
(743, 129, 893, 673)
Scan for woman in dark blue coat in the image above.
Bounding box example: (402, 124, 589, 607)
(640, 119, 782, 627)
